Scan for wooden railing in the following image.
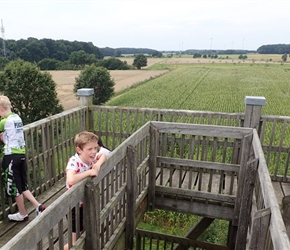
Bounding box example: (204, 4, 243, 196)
(1, 95, 290, 248)
(2, 121, 151, 250)
(2, 121, 290, 249)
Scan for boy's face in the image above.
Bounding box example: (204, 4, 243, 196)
(0, 106, 5, 118)
(76, 140, 98, 165)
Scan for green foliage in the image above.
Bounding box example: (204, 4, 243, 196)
(74, 65, 115, 105)
(0, 56, 9, 70)
(133, 54, 147, 69)
(138, 210, 228, 245)
(37, 58, 61, 70)
(96, 57, 132, 70)
(0, 59, 63, 124)
(3, 37, 104, 63)
(69, 50, 97, 66)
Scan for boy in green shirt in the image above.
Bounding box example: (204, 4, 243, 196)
(0, 95, 45, 221)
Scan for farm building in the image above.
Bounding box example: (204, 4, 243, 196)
(0, 89, 290, 249)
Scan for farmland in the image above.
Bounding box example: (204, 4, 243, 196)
(51, 56, 290, 116)
(107, 62, 290, 116)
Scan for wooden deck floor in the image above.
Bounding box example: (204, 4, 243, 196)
(0, 178, 67, 249)
(0, 174, 290, 249)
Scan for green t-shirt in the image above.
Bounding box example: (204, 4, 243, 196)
(0, 113, 26, 155)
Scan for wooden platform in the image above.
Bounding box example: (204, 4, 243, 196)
(1, 173, 290, 249)
(0, 178, 67, 248)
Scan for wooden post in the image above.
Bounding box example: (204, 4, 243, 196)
(244, 96, 266, 133)
(248, 208, 271, 250)
(235, 158, 259, 250)
(229, 133, 253, 249)
(126, 145, 137, 250)
(77, 88, 94, 131)
(84, 179, 100, 250)
(282, 195, 290, 237)
(148, 124, 158, 211)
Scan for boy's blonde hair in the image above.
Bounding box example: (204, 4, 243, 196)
(0, 96, 12, 110)
(74, 131, 99, 150)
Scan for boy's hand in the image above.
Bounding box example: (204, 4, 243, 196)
(92, 162, 101, 173)
(90, 168, 99, 176)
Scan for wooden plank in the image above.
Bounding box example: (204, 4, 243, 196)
(151, 121, 252, 139)
(282, 195, 290, 238)
(281, 182, 290, 196)
(272, 182, 284, 207)
(235, 158, 258, 250)
(125, 145, 136, 249)
(248, 208, 271, 250)
(155, 196, 234, 220)
(155, 186, 236, 204)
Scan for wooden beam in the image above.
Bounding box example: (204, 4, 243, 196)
(155, 196, 234, 220)
(148, 124, 158, 210)
(84, 180, 100, 250)
(282, 195, 290, 238)
(125, 145, 137, 250)
(235, 158, 258, 250)
(248, 208, 271, 250)
(174, 217, 215, 250)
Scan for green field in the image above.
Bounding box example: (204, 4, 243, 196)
(107, 62, 290, 116)
(107, 60, 290, 246)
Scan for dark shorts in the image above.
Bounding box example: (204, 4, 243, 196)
(71, 206, 84, 233)
(2, 154, 28, 197)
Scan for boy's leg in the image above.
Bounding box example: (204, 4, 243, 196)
(23, 190, 46, 215)
(22, 190, 40, 207)
(14, 194, 27, 215)
(64, 233, 77, 250)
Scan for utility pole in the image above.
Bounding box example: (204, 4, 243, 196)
(1, 19, 7, 58)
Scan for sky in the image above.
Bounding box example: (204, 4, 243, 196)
(0, 0, 289, 51)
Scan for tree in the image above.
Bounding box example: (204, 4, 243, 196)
(69, 50, 97, 67)
(74, 65, 115, 105)
(282, 53, 287, 62)
(133, 54, 147, 69)
(0, 59, 63, 124)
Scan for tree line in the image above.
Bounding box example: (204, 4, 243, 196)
(0, 37, 161, 70)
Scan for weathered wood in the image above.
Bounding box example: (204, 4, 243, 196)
(155, 185, 235, 203)
(282, 195, 290, 238)
(84, 180, 100, 250)
(252, 130, 290, 249)
(155, 195, 234, 220)
(157, 156, 240, 172)
(148, 125, 157, 210)
(173, 216, 215, 250)
(248, 208, 271, 250)
(233, 133, 253, 226)
(151, 121, 253, 138)
(2, 179, 86, 250)
(235, 158, 258, 250)
(136, 228, 228, 250)
(125, 145, 137, 250)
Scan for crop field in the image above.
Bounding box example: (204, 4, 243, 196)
(107, 62, 290, 116)
(50, 67, 167, 110)
(50, 55, 290, 115)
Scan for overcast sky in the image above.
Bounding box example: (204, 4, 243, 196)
(0, 0, 289, 51)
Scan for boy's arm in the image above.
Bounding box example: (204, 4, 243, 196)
(93, 153, 107, 172)
(66, 168, 99, 186)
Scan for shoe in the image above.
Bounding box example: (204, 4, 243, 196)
(36, 204, 46, 216)
(8, 212, 29, 222)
